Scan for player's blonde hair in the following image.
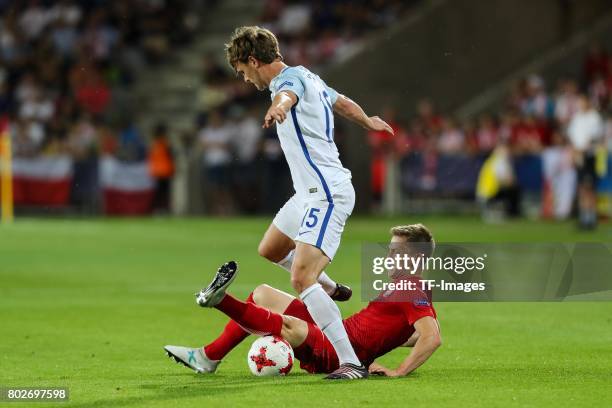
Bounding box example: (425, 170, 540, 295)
(390, 224, 435, 257)
(225, 26, 282, 71)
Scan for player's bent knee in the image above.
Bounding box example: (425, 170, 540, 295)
(257, 241, 276, 261)
(252, 284, 272, 306)
(258, 241, 290, 263)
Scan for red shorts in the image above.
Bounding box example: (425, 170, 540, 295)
(283, 299, 340, 374)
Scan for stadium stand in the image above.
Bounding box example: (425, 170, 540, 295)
(1, 0, 611, 221)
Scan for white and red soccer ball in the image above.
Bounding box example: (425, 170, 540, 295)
(247, 335, 294, 376)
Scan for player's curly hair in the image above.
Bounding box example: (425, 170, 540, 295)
(390, 224, 435, 257)
(225, 26, 282, 71)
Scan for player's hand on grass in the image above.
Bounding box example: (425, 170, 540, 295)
(366, 116, 394, 135)
(368, 362, 401, 377)
(263, 106, 287, 128)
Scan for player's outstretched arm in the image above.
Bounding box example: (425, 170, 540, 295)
(369, 316, 441, 377)
(263, 91, 298, 128)
(333, 94, 394, 135)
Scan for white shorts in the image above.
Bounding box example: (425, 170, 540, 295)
(273, 183, 355, 260)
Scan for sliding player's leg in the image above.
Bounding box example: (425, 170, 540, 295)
(200, 284, 296, 362)
(164, 261, 240, 373)
(202, 292, 254, 361)
(260, 195, 350, 299)
(202, 285, 311, 364)
(211, 292, 309, 348)
(165, 290, 308, 373)
(196, 263, 310, 348)
(201, 285, 298, 365)
(165, 262, 312, 374)
(206, 284, 342, 374)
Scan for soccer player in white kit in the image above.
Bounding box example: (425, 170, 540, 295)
(225, 26, 394, 379)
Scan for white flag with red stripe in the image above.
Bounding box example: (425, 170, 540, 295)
(100, 155, 154, 215)
(11, 155, 73, 207)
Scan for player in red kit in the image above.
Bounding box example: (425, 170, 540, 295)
(165, 224, 441, 377)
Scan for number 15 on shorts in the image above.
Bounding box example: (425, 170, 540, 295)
(303, 208, 320, 228)
(296, 202, 333, 248)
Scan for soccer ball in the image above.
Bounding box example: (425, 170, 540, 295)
(247, 335, 294, 376)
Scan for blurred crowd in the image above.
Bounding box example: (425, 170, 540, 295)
(2, 0, 413, 215)
(3, 0, 199, 157)
(195, 0, 417, 116)
(0, 0, 198, 209)
(260, 0, 416, 68)
(370, 43, 612, 225)
(4, 2, 610, 222)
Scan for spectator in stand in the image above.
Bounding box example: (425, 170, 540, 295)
(511, 115, 546, 154)
(416, 98, 443, 132)
(367, 106, 403, 209)
(97, 120, 118, 156)
(18, 0, 51, 41)
(521, 75, 554, 120)
(437, 117, 464, 155)
(199, 109, 233, 215)
(604, 110, 612, 152)
(402, 119, 427, 152)
(74, 69, 111, 116)
(589, 73, 609, 111)
(477, 143, 520, 219)
(148, 123, 175, 213)
(0, 12, 25, 64)
(15, 72, 40, 107)
(506, 78, 528, 112)
(199, 55, 232, 111)
(19, 87, 54, 123)
(80, 8, 119, 62)
(475, 114, 499, 154)
(230, 105, 262, 214)
(260, 126, 291, 213)
(67, 113, 97, 160)
(554, 79, 580, 126)
(11, 117, 44, 158)
(49, 1, 81, 58)
(116, 118, 146, 162)
(420, 129, 439, 192)
(259, 0, 416, 67)
(69, 51, 98, 90)
(276, 2, 311, 36)
(567, 95, 604, 229)
(542, 129, 576, 220)
(461, 118, 478, 155)
(67, 113, 99, 210)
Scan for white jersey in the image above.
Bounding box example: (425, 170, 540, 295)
(269, 65, 352, 202)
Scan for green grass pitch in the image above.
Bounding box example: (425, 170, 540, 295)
(1, 216, 611, 407)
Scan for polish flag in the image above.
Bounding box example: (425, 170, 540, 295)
(100, 155, 154, 215)
(12, 156, 72, 207)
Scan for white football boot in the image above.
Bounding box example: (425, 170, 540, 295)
(164, 345, 220, 373)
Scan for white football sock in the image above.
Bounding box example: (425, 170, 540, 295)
(300, 283, 360, 366)
(277, 250, 338, 295)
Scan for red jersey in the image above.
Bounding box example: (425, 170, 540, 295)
(343, 285, 437, 367)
